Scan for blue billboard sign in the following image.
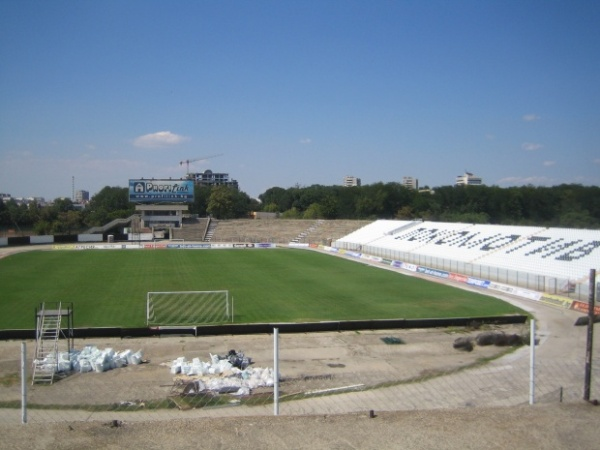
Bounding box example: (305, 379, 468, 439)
(128, 179, 194, 203)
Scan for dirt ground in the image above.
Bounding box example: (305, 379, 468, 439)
(0, 326, 599, 449)
(0, 326, 527, 406)
(2, 403, 600, 450)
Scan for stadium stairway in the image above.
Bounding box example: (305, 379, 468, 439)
(87, 214, 140, 234)
(171, 218, 210, 241)
(290, 220, 324, 244)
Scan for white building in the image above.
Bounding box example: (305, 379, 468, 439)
(455, 172, 483, 186)
(343, 176, 361, 187)
(402, 176, 418, 190)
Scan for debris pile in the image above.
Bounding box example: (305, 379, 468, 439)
(453, 331, 527, 352)
(168, 350, 275, 395)
(34, 345, 144, 374)
(574, 315, 600, 326)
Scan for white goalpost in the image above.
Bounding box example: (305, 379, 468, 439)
(146, 290, 233, 326)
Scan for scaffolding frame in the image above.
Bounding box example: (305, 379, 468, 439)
(32, 302, 74, 384)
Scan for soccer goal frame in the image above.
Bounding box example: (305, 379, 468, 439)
(146, 290, 233, 326)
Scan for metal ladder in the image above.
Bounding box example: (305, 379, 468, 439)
(32, 302, 63, 384)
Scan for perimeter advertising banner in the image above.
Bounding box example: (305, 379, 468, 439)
(129, 179, 194, 203)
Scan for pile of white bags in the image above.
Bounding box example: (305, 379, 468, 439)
(34, 345, 144, 374)
(169, 352, 276, 395)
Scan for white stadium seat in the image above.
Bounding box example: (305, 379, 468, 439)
(334, 220, 600, 288)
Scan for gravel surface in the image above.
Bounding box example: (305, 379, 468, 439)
(1, 403, 599, 450)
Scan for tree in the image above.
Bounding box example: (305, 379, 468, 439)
(320, 195, 339, 219)
(259, 187, 293, 212)
(355, 184, 387, 218)
(207, 186, 236, 219)
(499, 188, 524, 224)
(303, 203, 323, 219)
(60, 210, 84, 234)
(396, 206, 414, 220)
(189, 185, 212, 216)
(281, 207, 301, 218)
(52, 198, 75, 213)
(334, 185, 360, 218)
(33, 220, 52, 235)
(4, 200, 30, 231)
(85, 187, 134, 227)
(231, 189, 256, 218)
(263, 202, 279, 213)
(559, 210, 595, 228)
(0, 199, 10, 228)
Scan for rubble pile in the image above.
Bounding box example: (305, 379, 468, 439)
(453, 331, 528, 352)
(168, 350, 275, 395)
(34, 345, 144, 374)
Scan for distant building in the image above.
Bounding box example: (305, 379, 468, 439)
(23, 197, 46, 206)
(343, 176, 361, 187)
(188, 169, 239, 189)
(135, 204, 188, 229)
(455, 172, 483, 186)
(74, 190, 89, 203)
(1, 194, 51, 205)
(402, 176, 418, 190)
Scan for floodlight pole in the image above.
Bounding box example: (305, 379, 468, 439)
(584, 269, 596, 401)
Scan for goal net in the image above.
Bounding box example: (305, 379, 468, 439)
(146, 290, 232, 326)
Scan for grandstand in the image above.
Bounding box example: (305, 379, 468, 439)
(173, 218, 372, 245)
(333, 220, 600, 301)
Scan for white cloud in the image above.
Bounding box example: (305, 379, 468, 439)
(299, 138, 312, 145)
(497, 176, 554, 186)
(522, 142, 543, 151)
(133, 131, 189, 148)
(522, 114, 540, 122)
(542, 160, 556, 167)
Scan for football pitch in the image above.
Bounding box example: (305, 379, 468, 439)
(0, 248, 526, 329)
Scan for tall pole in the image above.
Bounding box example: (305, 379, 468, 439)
(21, 342, 27, 424)
(274, 328, 279, 416)
(584, 269, 596, 401)
(529, 319, 535, 405)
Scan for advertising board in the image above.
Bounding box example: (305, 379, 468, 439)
(129, 179, 194, 203)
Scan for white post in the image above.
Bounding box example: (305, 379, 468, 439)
(21, 341, 27, 424)
(274, 327, 279, 416)
(529, 319, 536, 405)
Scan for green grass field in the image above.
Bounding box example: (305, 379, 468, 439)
(0, 248, 526, 329)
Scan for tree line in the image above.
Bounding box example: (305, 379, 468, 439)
(259, 183, 600, 228)
(1, 183, 599, 234)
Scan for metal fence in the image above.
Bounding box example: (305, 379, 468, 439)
(1, 320, 597, 425)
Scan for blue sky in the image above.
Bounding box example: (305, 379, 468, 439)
(1, 0, 599, 201)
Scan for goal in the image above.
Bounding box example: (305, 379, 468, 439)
(146, 290, 232, 326)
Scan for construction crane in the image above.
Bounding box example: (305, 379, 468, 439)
(179, 153, 223, 177)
